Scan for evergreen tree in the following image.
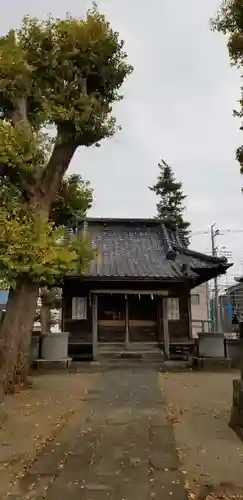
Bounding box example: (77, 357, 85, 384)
(150, 159, 190, 245)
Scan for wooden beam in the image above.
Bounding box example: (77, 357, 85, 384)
(128, 320, 156, 327)
(163, 297, 170, 359)
(98, 320, 125, 327)
(91, 289, 168, 296)
(97, 320, 157, 328)
(125, 295, 129, 349)
(92, 294, 98, 360)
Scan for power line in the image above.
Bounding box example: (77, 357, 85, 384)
(191, 231, 209, 235)
(192, 229, 243, 235)
(219, 229, 243, 233)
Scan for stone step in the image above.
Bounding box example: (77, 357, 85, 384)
(97, 349, 164, 363)
(98, 342, 160, 352)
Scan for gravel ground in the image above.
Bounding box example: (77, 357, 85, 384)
(159, 370, 243, 499)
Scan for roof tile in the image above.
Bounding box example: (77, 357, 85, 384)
(74, 219, 230, 279)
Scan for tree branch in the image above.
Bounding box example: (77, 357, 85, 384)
(38, 134, 77, 211)
(11, 96, 29, 126)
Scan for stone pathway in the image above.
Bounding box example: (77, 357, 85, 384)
(11, 368, 186, 499)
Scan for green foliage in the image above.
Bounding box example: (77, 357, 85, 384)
(0, 173, 94, 288)
(150, 159, 190, 244)
(211, 0, 243, 67)
(212, 1, 243, 179)
(0, 201, 95, 287)
(0, 4, 133, 143)
(0, 122, 51, 187)
(51, 174, 93, 227)
(0, 29, 32, 112)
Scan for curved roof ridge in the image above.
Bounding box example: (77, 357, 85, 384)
(171, 242, 227, 264)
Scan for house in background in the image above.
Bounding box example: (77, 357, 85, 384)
(62, 218, 231, 360)
(227, 281, 243, 318)
(190, 283, 210, 337)
(217, 280, 243, 334)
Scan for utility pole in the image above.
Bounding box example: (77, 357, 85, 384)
(211, 224, 221, 332)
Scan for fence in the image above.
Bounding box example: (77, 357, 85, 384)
(191, 319, 212, 338)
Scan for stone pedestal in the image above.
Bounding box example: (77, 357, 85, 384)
(197, 332, 225, 358)
(229, 377, 243, 440)
(192, 356, 231, 371)
(193, 332, 230, 371)
(36, 358, 72, 370)
(39, 332, 71, 369)
(41, 332, 69, 360)
(226, 339, 243, 368)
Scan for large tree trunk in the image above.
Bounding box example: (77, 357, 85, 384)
(0, 281, 39, 400)
(0, 137, 77, 399)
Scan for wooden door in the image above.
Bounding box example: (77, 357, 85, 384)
(98, 294, 126, 343)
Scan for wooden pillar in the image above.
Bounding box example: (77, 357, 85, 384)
(125, 294, 129, 349)
(61, 291, 65, 333)
(92, 294, 98, 360)
(157, 297, 163, 347)
(188, 291, 193, 340)
(163, 297, 170, 359)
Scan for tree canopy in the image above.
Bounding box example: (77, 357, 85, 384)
(150, 159, 190, 245)
(212, 0, 243, 177)
(51, 174, 92, 228)
(0, 5, 132, 289)
(0, 4, 132, 204)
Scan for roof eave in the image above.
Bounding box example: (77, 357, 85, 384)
(191, 262, 233, 278)
(78, 217, 162, 226)
(172, 243, 228, 265)
(64, 275, 191, 283)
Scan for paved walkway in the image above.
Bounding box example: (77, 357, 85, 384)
(12, 368, 186, 499)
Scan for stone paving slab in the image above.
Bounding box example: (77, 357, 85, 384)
(14, 368, 186, 500)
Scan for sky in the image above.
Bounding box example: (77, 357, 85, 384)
(1, 0, 243, 287)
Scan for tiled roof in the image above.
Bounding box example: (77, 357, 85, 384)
(73, 218, 232, 280)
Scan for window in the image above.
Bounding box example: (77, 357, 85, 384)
(191, 294, 200, 306)
(72, 297, 87, 320)
(168, 298, 180, 320)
